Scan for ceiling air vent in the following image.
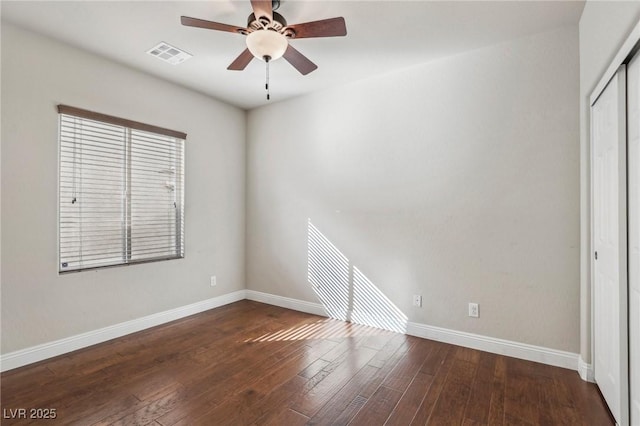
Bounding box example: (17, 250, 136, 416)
(147, 42, 192, 65)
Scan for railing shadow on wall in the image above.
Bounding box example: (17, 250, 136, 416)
(307, 219, 408, 334)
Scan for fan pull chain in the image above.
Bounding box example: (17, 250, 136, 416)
(264, 55, 271, 100)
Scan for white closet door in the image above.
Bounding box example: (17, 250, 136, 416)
(592, 65, 628, 425)
(629, 52, 640, 426)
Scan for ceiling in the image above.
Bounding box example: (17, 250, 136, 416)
(1, 1, 584, 110)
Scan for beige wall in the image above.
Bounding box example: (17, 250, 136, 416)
(1, 13, 593, 359)
(579, 2, 640, 363)
(0, 24, 246, 353)
(247, 27, 580, 352)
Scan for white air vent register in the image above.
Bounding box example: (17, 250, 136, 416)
(147, 42, 192, 65)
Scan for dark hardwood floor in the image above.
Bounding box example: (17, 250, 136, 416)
(1, 300, 613, 425)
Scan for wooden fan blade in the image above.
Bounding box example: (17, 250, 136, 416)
(181, 16, 246, 34)
(250, 0, 272, 22)
(283, 44, 317, 75)
(286, 17, 347, 39)
(228, 49, 254, 70)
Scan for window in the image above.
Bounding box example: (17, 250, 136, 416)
(58, 105, 185, 272)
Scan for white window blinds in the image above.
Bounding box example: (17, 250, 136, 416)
(58, 105, 185, 272)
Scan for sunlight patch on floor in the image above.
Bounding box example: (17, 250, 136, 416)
(244, 318, 390, 342)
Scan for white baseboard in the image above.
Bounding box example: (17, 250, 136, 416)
(246, 290, 582, 375)
(406, 322, 579, 371)
(245, 290, 327, 317)
(0, 290, 246, 372)
(1, 289, 587, 381)
(578, 356, 595, 382)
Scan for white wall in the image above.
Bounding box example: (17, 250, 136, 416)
(579, 2, 640, 363)
(247, 27, 580, 352)
(1, 24, 246, 353)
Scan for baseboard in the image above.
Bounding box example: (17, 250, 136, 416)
(245, 290, 582, 374)
(245, 289, 327, 317)
(0, 290, 246, 372)
(406, 322, 580, 372)
(1, 289, 586, 380)
(578, 356, 595, 382)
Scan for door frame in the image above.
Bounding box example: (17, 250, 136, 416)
(588, 19, 640, 426)
(590, 66, 629, 425)
(627, 50, 640, 426)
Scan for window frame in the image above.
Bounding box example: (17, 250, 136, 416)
(57, 105, 186, 273)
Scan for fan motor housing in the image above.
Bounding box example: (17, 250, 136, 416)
(247, 11, 287, 32)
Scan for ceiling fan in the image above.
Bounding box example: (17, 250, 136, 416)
(180, 0, 347, 78)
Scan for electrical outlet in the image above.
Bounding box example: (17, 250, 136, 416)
(210, 275, 217, 287)
(413, 295, 422, 307)
(468, 302, 479, 318)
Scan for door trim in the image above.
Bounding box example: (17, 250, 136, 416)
(590, 20, 640, 106)
(590, 65, 629, 426)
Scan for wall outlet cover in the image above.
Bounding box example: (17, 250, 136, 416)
(468, 302, 479, 318)
(413, 295, 422, 307)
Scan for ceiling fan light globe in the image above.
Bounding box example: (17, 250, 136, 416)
(246, 30, 288, 61)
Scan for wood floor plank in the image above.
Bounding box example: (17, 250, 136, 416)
(155, 339, 315, 425)
(409, 343, 456, 425)
(503, 358, 540, 424)
(259, 377, 317, 423)
(333, 395, 368, 425)
(367, 333, 414, 370)
(419, 340, 450, 375)
(382, 338, 435, 392)
(192, 339, 340, 425)
(174, 338, 339, 426)
(12, 308, 290, 418)
(348, 385, 402, 425)
(426, 351, 479, 424)
(487, 355, 507, 425)
(385, 371, 434, 425)
(254, 407, 309, 426)
(319, 334, 368, 363)
(358, 334, 417, 399)
(557, 367, 616, 425)
(98, 325, 304, 424)
(102, 385, 187, 426)
(251, 377, 318, 426)
(216, 375, 312, 426)
(359, 329, 397, 351)
(306, 364, 380, 425)
(536, 373, 570, 425)
(0, 301, 614, 426)
(298, 358, 331, 379)
(463, 351, 498, 425)
(290, 343, 379, 417)
(59, 393, 142, 426)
